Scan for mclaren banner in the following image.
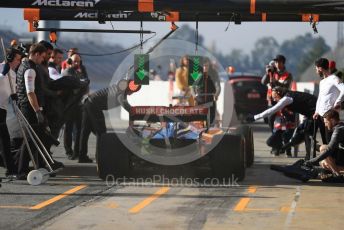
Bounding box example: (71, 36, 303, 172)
(1, 0, 344, 14)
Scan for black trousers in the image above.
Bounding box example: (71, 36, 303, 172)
(64, 105, 82, 155)
(266, 129, 294, 150)
(287, 117, 327, 159)
(268, 114, 276, 133)
(79, 100, 106, 159)
(0, 108, 17, 174)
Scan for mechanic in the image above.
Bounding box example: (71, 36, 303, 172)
(62, 53, 89, 159)
(306, 110, 344, 176)
(16, 44, 63, 179)
(262, 55, 293, 101)
(0, 47, 22, 178)
(266, 109, 295, 157)
(313, 58, 344, 120)
(261, 54, 293, 131)
(48, 48, 64, 80)
(37, 41, 61, 100)
(36, 41, 65, 140)
(61, 47, 77, 71)
(78, 81, 133, 163)
(247, 86, 327, 158)
(193, 57, 221, 125)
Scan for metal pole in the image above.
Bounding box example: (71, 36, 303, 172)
(14, 107, 54, 171)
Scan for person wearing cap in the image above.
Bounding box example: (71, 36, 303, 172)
(313, 58, 344, 120)
(261, 54, 294, 155)
(262, 54, 293, 118)
(262, 54, 293, 105)
(61, 48, 78, 71)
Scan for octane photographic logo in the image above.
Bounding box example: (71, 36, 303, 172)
(108, 38, 235, 166)
(105, 175, 240, 188)
(32, 0, 101, 7)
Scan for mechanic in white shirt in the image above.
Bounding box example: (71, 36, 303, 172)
(0, 48, 22, 177)
(313, 58, 344, 119)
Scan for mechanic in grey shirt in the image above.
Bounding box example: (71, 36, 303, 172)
(307, 109, 344, 176)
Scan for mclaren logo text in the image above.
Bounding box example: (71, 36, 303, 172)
(32, 0, 101, 8)
(74, 12, 130, 19)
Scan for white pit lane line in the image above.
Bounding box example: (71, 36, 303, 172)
(284, 186, 301, 229)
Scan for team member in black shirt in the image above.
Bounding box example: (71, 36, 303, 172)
(247, 86, 327, 159)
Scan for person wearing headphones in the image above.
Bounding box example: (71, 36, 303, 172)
(61, 48, 78, 71)
(62, 53, 90, 161)
(0, 48, 22, 178)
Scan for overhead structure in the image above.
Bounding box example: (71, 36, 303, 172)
(0, 0, 343, 33)
(23, 9, 344, 22)
(0, 0, 344, 14)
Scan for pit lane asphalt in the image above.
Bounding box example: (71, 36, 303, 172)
(1, 123, 343, 230)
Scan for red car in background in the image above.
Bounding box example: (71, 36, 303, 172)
(221, 72, 268, 121)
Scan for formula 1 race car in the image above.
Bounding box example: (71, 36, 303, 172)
(96, 79, 254, 182)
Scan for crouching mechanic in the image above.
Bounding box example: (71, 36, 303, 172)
(305, 110, 344, 176)
(78, 80, 137, 163)
(246, 86, 327, 158)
